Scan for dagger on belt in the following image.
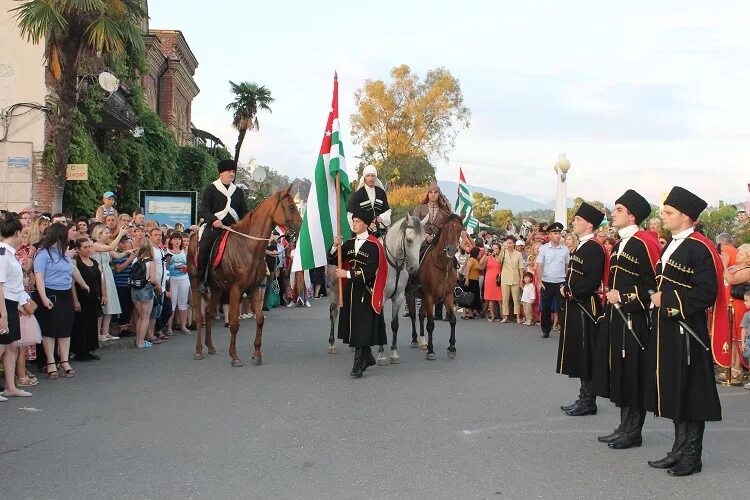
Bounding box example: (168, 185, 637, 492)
(647, 289, 710, 359)
(605, 287, 645, 355)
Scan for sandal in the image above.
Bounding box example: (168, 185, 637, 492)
(45, 363, 59, 380)
(149, 338, 164, 344)
(15, 376, 38, 387)
(58, 361, 76, 378)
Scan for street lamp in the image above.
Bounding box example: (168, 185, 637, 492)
(554, 153, 571, 225)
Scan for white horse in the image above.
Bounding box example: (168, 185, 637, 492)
(326, 215, 426, 363)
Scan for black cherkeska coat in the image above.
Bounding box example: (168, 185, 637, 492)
(201, 181, 248, 227)
(328, 237, 387, 347)
(347, 185, 389, 221)
(593, 235, 656, 407)
(557, 238, 605, 380)
(643, 237, 722, 423)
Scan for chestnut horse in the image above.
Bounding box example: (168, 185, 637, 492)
(187, 188, 302, 366)
(406, 214, 462, 360)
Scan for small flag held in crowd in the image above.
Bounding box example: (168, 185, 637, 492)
(454, 167, 479, 234)
(292, 73, 351, 272)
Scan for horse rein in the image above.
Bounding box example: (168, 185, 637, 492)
(220, 225, 272, 242)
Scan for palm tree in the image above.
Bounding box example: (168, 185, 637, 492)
(13, 0, 147, 210)
(225, 81, 274, 163)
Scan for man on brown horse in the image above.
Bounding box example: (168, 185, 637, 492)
(197, 159, 248, 294)
(329, 205, 387, 378)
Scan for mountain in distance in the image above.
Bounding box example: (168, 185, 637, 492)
(437, 180, 567, 213)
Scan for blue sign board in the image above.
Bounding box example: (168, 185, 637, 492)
(139, 190, 197, 228)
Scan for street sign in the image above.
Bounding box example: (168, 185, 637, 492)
(8, 156, 31, 168)
(66, 164, 89, 181)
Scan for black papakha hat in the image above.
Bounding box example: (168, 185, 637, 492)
(615, 189, 651, 225)
(574, 202, 605, 227)
(217, 159, 237, 173)
(350, 206, 375, 226)
(663, 186, 707, 221)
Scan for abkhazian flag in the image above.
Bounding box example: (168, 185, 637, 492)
(292, 73, 351, 272)
(454, 167, 479, 234)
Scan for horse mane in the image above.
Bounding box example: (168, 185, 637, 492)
(233, 190, 286, 234)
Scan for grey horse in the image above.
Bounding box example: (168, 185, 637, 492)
(326, 215, 426, 363)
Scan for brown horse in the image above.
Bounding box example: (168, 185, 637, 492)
(406, 214, 463, 360)
(187, 187, 302, 366)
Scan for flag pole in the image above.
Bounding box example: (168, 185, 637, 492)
(336, 171, 344, 307)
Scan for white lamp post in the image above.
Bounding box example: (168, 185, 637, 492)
(554, 153, 571, 225)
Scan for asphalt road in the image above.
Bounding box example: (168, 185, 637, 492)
(1, 300, 748, 500)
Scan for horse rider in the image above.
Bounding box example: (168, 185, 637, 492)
(412, 181, 453, 319)
(197, 159, 248, 294)
(347, 165, 391, 237)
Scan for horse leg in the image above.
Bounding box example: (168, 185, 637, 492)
(192, 283, 205, 360)
(418, 297, 430, 350)
(408, 293, 419, 348)
(228, 285, 243, 367)
(328, 301, 338, 354)
(445, 292, 457, 359)
(389, 292, 402, 364)
(205, 292, 217, 355)
(250, 286, 265, 365)
(425, 308, 437, 361)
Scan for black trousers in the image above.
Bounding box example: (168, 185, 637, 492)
(116, 286, 133, 326)
(540, 281, 564, 334)
(198, 226, 223, 282)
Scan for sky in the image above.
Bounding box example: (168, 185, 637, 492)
(148, 0, 750, 207)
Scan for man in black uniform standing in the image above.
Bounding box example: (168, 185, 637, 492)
(595, 189, 661, 449)
(646, 186, 723, 476)
(329, 205, 388, 378)
(347, 165, 391, 237)
(557, 202, 606, 416)
(198, 159, 248, 293)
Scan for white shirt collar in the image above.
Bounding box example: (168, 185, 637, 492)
(617, 225, 638, 240)
(576, 232, 594, 250)
(671, 227, 694, 240)
(0, 241, 17, 255)
(355, 232, 369, 240)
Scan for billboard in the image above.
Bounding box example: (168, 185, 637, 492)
(139, 190, 197, 228)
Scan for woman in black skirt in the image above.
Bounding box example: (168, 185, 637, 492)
(71, 238, 102, 361)
(0, 215, 33, 398)
(33, 223, 89, 379)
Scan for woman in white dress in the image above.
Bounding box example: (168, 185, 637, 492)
(90, 225, 128, 342)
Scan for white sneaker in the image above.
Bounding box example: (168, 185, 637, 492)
(286, 302, 295, 308)
(0, 395, 7, 402)
(305, 301, 312, 307)
(744, 382, 750, 390)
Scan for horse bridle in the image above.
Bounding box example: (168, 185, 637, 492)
(384, 217, 415, 300)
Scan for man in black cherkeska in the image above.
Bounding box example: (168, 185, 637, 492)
(346, 165, 391, 237)
(594, 189, 661, 450)
(645, 186, 723, 477)
(557, 202, 607, 417)
(197, 159, 248, 293)
(329, 205, 388, 378)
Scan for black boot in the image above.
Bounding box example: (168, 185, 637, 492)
(561, 400, 580, 412)
(648, 421, 688, 469)
(361, 346, 376, 373)
(598, 406, 629, 443)
(349, 348, 363, 378)
(667, 421, 704, 476)
(608, 408, 645, 449)
(566, 380, 597, 416)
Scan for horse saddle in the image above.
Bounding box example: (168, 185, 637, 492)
(210, 231, 231, 269)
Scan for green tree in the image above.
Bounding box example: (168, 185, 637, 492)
(567, 197, 607, 227)
(492, 209, 514, 231)
(472, 192, 497, 224)
(14, 0, 147, 210)
(226, 81, 274, 163)
(351, 64, 470, 170)
(698, 202, 738, 241)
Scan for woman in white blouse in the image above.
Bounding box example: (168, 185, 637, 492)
(0, 215, 33, 399)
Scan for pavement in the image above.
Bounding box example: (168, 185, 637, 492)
(1, 299, 748, 500)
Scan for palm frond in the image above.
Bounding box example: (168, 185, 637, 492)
(12, 0, 68, 42)
(84, 15, 125, 53)
(49, 42, 62, 80)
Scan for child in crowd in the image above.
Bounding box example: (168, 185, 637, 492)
(95, 191, 118, 222)
(742, 291, 750, 390)
(520, 272, 536, 326)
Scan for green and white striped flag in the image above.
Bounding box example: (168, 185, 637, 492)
(292, 73, 351, 271)
(454, 167, 479, 234)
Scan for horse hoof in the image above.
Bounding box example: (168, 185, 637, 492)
(447, 349, 456, 359)
(208, 347, 217, 355)
(251, 354, 262, 365)
(194, 353, 204, 360)
(418, 336, 428, 350)
(231, 359, 244, 367)
(327, 345, 338, 354)
(410, 341, 419, 348)
(376, 353, 390, 366)
(389, 352, 401, 364)
(426, 352, 437, 361)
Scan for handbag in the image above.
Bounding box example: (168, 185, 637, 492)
(454, 286, 475, 308)
(730, 282, 750, 300)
